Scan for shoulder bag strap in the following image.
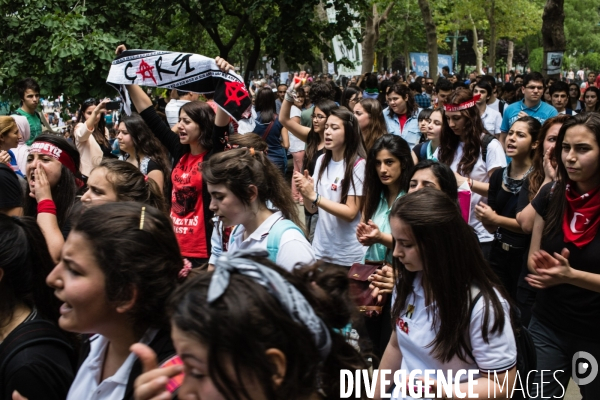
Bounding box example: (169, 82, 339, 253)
(261, 114, 278, 141)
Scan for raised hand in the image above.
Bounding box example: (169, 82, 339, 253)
(132, 343, 184, 400)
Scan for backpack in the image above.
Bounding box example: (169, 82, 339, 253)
(0, 319, 76, 390)
(417, 141, 429, 162)
(498, 100, 506, 116)
(468, 290, 537, 399)
(230, 219, 304, 262)
(481, 133, 497, 163)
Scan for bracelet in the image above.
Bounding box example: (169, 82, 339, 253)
(312, 193, 320, 209)
(37, 199, 57, 215)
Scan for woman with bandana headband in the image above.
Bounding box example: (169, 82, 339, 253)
(132, 249, 369, 400)
(24, 134, 84, 263)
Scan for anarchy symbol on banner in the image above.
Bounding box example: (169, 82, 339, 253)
(136, 59, 157, 84)
(223, 81, 248, 106)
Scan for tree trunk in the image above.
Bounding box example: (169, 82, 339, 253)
(484, 0, 496, 73)
(245, 26, 262, 82)
(387, 31, 394, 71)
(361, 2, 395, 74)
(507, 40, 514, 73)
(469, 14, 483, 75)
(417, 0, 438, 81)
(541, 0, 566, 78)
(316, 1, 329, 74)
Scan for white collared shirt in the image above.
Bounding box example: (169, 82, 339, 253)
(391, 273, 517, 400)
(480, 106, 502, 134)
(67, 329, 158, 400)
(228, 211, 316, 271)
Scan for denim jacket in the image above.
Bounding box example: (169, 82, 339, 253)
(383, 107, 423, 149)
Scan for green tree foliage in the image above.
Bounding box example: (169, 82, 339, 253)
(564, 0, 600, 55)
(0, 0, 163, 102)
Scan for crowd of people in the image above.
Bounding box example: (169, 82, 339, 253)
(0, 44, 599, 400)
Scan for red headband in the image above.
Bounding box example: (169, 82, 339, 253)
(444, 94, 481, 112)
(29, 141, 77, 175)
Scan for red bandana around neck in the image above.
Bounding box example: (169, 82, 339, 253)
(561, 182, 600, 248)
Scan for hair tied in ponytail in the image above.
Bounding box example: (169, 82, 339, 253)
(179, 258, 193, 278)
(144, 175, 149, 182)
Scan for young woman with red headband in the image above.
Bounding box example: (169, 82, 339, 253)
(526, 113, 600, 398)
(436, 88, 507, 259)
(24, 134, 84, 263)
(117, 44, 236, 268)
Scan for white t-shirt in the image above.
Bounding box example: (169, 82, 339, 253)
(312, 155, 367, 266)
(165, 99, 190, 127)
(434, 140, 506, 242)
(228, 211, 315, 271)
(391, 273, 517, 400)
(480, 107, 502, 135)
(288, 106, 305, 153)
(558, 109, 577, 115)
(67, 329, 158, 400)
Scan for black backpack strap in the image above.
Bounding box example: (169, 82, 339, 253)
(123, 329, 177, 400)
(499, 100, 505, 116)
(0, 319, 76, 388)
(464, 289, 484, 362)
(481, 134, 496, 163)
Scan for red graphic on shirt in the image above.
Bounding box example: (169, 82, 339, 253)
(223, 81, 248, 106)
(397, 318, 409, 334)
(136, 59, 157, 84)
(331, 183, 338, 191)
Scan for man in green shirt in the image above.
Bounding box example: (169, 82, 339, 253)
(15, 78, 55, 145)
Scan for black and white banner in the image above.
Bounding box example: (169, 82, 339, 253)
(107, 49, 252, 121)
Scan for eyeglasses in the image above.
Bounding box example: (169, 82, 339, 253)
(525, 86, 544, 91)
(425, 82, 434, 85)
(312, 114, 326, 121)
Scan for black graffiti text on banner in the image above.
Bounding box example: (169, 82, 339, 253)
(107, 49, 251, 121)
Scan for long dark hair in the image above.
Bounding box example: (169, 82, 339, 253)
(93, 160, 168, 215)
(254, 87, 277, 123)
(510, 116, 541, 160)
(341, 86, 360, 109)
(180, 101, 215, 152)
(527, 115, 571, 201)
(317, 107, 367, 205)
(438, 88, 486, 176)
(120, 113, 171, 178)
(169, 256, 369, 400)
(77, 98, 109, 148)
(303, 100, 337, 172)
(24, 134, 82, 228)
(544, 113, 600, 237)
(386, 84, 417, 119)
(0, 215, 60, 327)
(583, 86, 600, 112)
(358, 98, 387, 151)
(391, 188, 507, 362)
(406, 160, 459, 202)
(362, 135, 413, 221)
(203, 148, 303, 229)
(73, 202, 182, 332)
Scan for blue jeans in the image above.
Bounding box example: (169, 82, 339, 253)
(529, 315, 600, 399)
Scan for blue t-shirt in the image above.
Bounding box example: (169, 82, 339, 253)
(500, 99, 558, 133)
